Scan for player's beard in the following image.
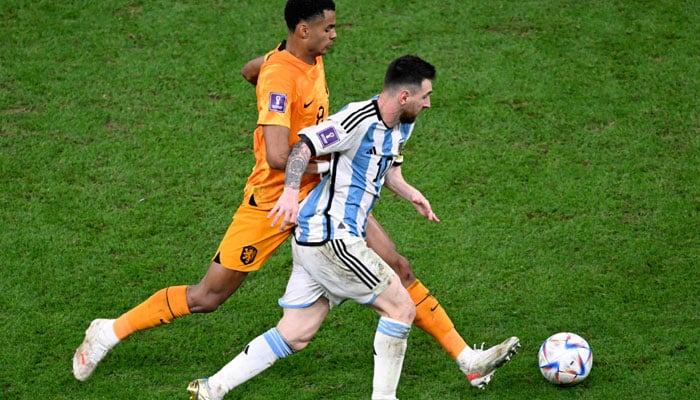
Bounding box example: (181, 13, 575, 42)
(399, 114, 416, 124)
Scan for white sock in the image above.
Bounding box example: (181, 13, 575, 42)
(372, 317, 411, 400)
(208, 328, 293, 397)
(456, 345, 478, 374)
(102, 320, 120, 348)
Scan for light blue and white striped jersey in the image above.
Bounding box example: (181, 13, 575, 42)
(294, 97, 414, 245)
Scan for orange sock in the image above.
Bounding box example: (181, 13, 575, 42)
(407, 280, 468, 360)
(113, 285, 191, 340)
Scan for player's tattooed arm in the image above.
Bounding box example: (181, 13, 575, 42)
(269, 140, 311, 230)
(284, 141, 312, 190)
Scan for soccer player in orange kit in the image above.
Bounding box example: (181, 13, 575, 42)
(73, 0, 516, 390)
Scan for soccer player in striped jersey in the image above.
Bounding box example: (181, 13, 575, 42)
(186, 55, 520, 400)
(241, 42, 516, 391)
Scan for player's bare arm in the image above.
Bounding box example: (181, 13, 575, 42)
(267, 140, 312, 230)
(262, 125, 329, 174)
(262, 125, 293, 170)
(284, 141, 312, 190)
(241, 55, 265, 85)
(384, 165, 440, 223)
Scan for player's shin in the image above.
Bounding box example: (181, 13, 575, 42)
(113, 285, 191, 340)
(372, 317, 411, 400)
(208, 328, 292, 397)
(407, 280, 468, 359)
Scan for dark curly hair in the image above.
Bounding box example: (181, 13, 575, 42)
(284, 0, 336, 32)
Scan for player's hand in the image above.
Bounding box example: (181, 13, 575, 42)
(306, 160, 330, 174)
(411, 193, 440, 223)
(268, 188, 301, 231)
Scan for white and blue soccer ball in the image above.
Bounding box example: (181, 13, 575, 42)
(538, 332, 593, 386)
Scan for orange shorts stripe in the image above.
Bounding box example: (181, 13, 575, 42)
(213, 201, 294, 272)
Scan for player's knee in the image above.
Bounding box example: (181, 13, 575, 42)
(405, 302, 416, 324)
(397, 302, 416, 325)
(386, 298, 416, 325)
(392, 255, 416, 287)
(196, 297, 225, 313)
(289, 339, 311, 352)
(282, 332, 313, 352)
(187, 285, 228, 313)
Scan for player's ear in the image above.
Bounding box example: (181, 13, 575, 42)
(399, 89, 410, 106)
(297, 22, 309, 39)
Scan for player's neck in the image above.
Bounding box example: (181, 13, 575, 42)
(377, 93, 400, 128)
(285, 36, 318, 66)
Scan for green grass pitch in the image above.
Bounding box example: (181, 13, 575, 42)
(1, 0, 698, 398)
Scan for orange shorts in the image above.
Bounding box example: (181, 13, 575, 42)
(213, 199, 294, 272)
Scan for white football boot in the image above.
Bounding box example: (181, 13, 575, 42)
(72, 319, 119, 381)
(458, 336, 520, 389)
(187, 378, 222, 400)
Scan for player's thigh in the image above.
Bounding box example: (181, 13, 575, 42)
(187, 262, 249, 312)
(215, 203, 293, 272)
(365, 215, 415, 285)
(370, 276, 415, 325)
(277, 299, 329, 351)
(365, 215, 399, 259)
(279, 261, 329, 310)
(277, 263, 330, 348)
(303, 238, 394, 305)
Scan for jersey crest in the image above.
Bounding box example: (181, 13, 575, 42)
(240, 245, 258, 265)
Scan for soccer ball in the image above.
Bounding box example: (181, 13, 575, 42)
(538, 332, 592, 386)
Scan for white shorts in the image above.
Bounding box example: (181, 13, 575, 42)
(279, 237, 395, 308)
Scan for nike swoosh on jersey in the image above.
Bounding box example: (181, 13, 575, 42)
(303, 100, 314, 108)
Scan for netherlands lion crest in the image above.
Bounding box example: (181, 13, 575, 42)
(240, 246, 258, 265)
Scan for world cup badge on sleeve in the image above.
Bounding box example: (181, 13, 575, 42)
(269, 92, 287, 113)
(317, 126, 340, 148)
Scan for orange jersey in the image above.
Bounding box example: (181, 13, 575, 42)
(243, 49, 329, 209)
